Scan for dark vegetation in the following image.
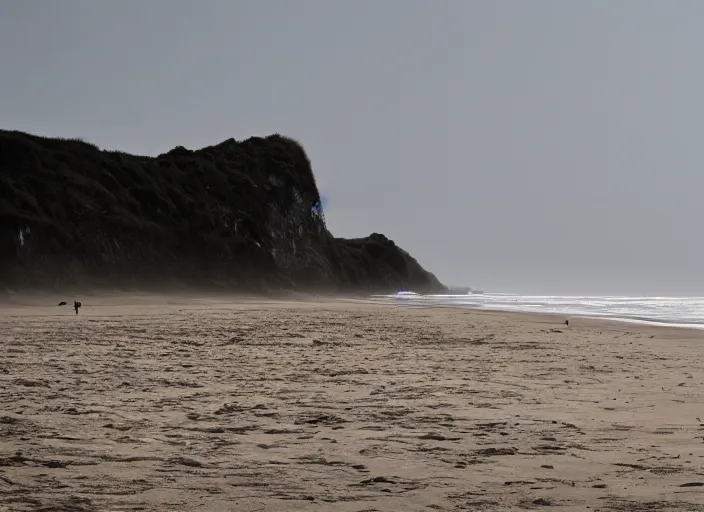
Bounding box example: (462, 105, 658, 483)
(0, 130, 446, 294)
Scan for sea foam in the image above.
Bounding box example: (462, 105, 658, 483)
(373, 292, 704, 328)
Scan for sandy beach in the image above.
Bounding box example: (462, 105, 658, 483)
(2, 295, 704, 511)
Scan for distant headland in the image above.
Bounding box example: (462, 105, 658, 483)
(0, 130, 446, 294)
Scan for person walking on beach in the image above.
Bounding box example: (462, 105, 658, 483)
(74, 300, 82, 315)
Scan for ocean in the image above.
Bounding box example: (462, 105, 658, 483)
(374, 292, 704, 329)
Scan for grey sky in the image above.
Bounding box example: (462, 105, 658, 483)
(2, 1, 704, 295)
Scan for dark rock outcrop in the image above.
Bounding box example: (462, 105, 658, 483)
(0, 130, 446, 294)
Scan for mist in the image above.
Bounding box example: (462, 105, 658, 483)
(2, 1, 703, 295)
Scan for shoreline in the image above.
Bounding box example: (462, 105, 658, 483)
(366, 294, 704, 332)
(359, 296, 704, 333)
(3, 288, 704, 333)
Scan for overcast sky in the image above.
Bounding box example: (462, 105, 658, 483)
(3, 1, 704, 295)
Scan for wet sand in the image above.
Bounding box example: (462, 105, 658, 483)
(2, 294, 704, 511)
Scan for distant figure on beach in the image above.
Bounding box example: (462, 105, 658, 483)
(74, 301, 82, 315)
(565, 319, 569, 326)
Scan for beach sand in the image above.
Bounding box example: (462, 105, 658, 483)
(2, 294, 704, 511)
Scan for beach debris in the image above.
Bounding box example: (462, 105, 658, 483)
(170, 456, 203, 467)
(13, 377, 48, 387)
(42, 460, 69, 469)
(419, 432, 462, 441)
(359, 476, 396, 485)
(57, 301, 67, 306)
(294, 412, 347, 426)
(475, 447, 517, 456)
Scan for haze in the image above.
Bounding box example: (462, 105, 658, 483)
(2, 1, 703, 296)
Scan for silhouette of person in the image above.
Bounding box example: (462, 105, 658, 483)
(74, 301, 82, 315)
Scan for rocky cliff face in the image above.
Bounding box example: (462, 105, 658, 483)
(0, 130, 446, 293)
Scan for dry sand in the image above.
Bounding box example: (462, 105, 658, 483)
(2, 294, 704, 511)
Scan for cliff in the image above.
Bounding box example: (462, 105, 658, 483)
(0, 130, 446, 294)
